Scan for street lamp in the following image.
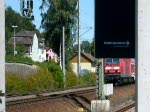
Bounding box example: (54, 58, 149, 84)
(12, 25, 17, 56)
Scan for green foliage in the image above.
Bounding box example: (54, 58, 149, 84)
(6, 44, 13, 56)
(40, 0, 78, 55)
(63, 63, 79, 87)
(79, 73, 96, 86)
(47, 61, 64, 88)
(81, 41, 91, 53)
(16, 44, 27, 56)
(66, 73, 78, 88)
(90, 38, 95, 56)
(29, 60, 64, 89)
(6, 55, 33, 64)
(6, 44, 27, 56)
(65, 64, 78, 87)
(6, 69, 54, 94)
(5, 6, 37, 43)
(6, 73, 23, 94)
(6, 56, 64, 89)
(6, 55, 96, 94)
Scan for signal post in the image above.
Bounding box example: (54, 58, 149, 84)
(93, 0, 135, 111)
(91, 58, 110, 112)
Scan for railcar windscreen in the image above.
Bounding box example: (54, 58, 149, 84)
(106, 58, 120, 64)
(113, 58, 119, 64)
(106, 58, 113, 64)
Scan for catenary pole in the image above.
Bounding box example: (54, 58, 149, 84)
(62, 26, 66, 87)
(78, 0, 81, 77)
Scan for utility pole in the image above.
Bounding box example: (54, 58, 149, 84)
(62, 26, 66, 87)
(12, 25, 17, 56)
(0, 0, 5, 111)
(78, 0, 81, 77)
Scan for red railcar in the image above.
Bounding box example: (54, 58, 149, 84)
(104, 58, 135, 85)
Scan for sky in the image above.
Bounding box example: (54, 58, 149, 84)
(5, 0, 95, 43)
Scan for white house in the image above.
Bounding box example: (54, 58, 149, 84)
(8, 29, 46, 62)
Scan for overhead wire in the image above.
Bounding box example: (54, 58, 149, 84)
(79, 0, 94, 43)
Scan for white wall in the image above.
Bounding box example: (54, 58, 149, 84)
(138, 0, 150, 111)
(31, 34, 39, 61)
(38, 48, 46, 62)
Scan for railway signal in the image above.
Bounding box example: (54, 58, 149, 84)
(20, 0, 34, 20)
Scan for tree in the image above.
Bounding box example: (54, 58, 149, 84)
(5, 6, 37, 43)
(6, 44, 27, 56)
(81, 40, 91, 53)
(90, 38, 95, 56)
(5, 6, 42, 57)
(40, 0, 78, 57)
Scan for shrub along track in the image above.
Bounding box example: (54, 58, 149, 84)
(6, 84, 135, 112)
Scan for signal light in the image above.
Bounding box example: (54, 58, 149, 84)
(22, 0, 25, 8)
(27, 0, 33, 9)
(20, 0, 34, 20)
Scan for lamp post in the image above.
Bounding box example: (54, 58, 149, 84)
(12, 25, 17, 56)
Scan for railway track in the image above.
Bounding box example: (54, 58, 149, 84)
(6, 86, 95, 108)
(115, 102, 135, 112)
(6, 84, 135, 111)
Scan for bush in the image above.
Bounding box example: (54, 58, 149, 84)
(66, 72, 78, 88)
(6, 55, 33, 64)
(6, 73, 23, 94)
(78, 73, 96, 86)
(6, 44, 27, 56)
(6, 68, 54, 94)
(47, 61, 64, 88)
(6, 55, 97, 94)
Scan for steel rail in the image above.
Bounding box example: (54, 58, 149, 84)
(115, 103, 135, 112)
(6, 88, 95, 108)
